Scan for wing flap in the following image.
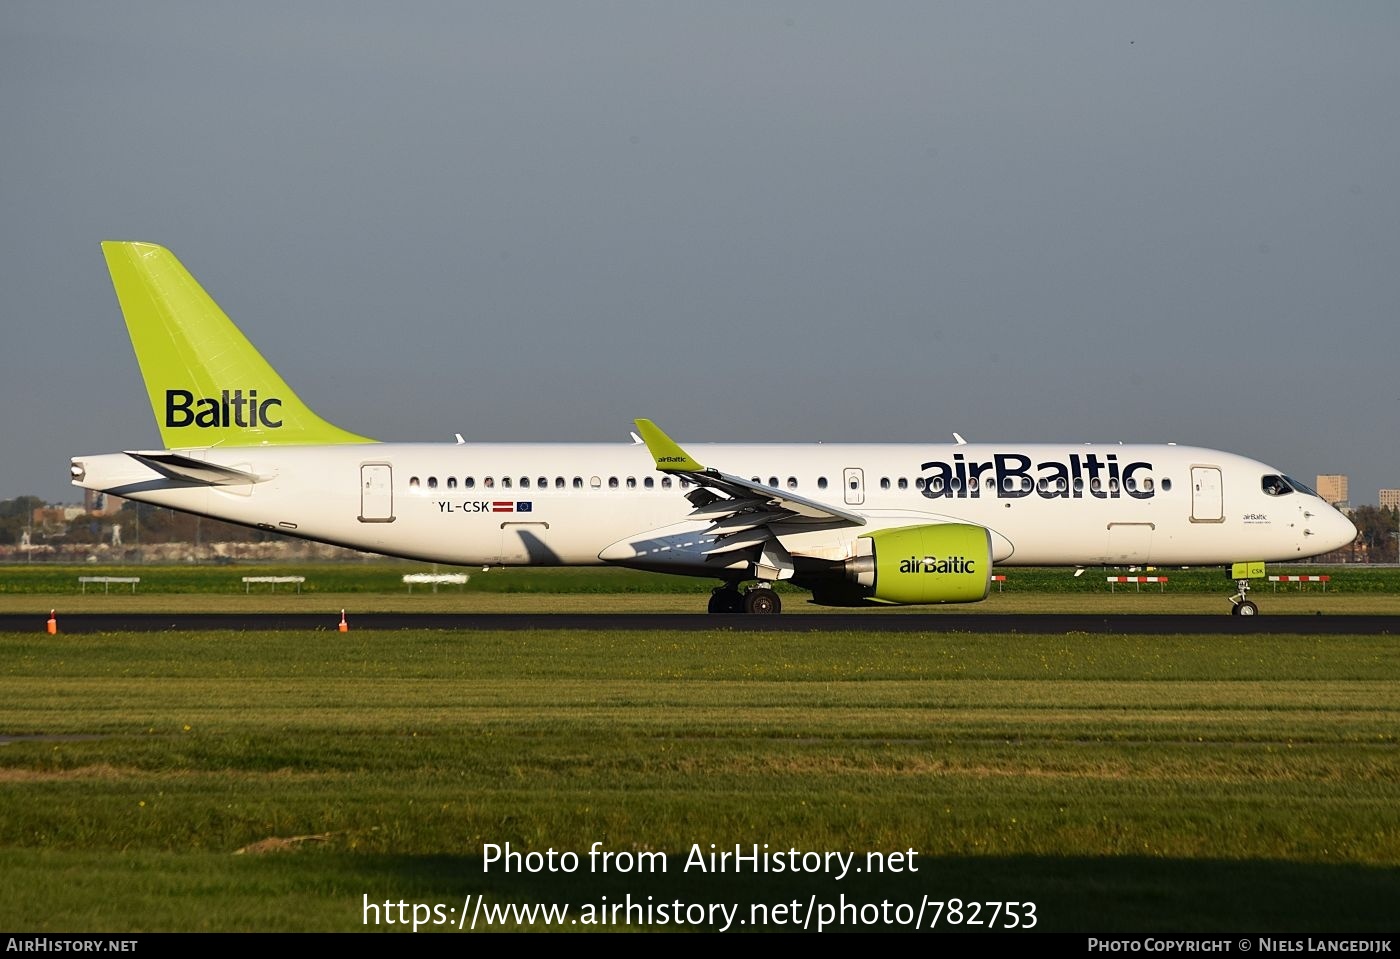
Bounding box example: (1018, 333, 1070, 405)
(705, 528, 776, 555)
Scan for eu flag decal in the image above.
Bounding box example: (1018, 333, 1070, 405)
(517, 502, 533, 513)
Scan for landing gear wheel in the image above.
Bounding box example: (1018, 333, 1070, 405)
(1227, 577, 1259, 617)
(743, 588, 782, 616)
(708, 586, 744, 614)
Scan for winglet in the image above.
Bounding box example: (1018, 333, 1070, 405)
(633, 419, 704, 472)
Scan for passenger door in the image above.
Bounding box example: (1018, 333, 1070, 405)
(359, 464, 394, 522)
(1190, 466, 1223, 523)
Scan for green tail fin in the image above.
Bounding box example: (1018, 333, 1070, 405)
(102, 241, 374, 448)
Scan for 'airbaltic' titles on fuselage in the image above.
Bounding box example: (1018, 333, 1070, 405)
(920, 452, 1154, 500)
(166, 390, 283, 429)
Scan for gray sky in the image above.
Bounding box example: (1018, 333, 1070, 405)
(3, 2, 1397, 505)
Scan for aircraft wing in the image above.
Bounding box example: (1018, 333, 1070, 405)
(634, 419, 867, 528)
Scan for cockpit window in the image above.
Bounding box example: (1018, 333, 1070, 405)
(1283, 475, 1319, 498)
(1261, 474, 1294, 497)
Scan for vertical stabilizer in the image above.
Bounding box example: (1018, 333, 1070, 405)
(102, 241, 373, 448)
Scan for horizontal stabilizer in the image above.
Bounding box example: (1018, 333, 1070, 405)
(126, 451, 265, 486)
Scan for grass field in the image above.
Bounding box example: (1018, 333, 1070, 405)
(1, 620, 1397, 932)
(3, 562, 1399, 616)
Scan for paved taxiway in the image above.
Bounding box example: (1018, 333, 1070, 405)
(3, 613, 1398, 633)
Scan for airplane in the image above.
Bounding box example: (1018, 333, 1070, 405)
(70, 242, 1357, 616)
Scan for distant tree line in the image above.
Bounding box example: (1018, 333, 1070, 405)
(1347, 505, 1398, 563)
(0, 496, 45, 545)
(0, 496, 283, 546)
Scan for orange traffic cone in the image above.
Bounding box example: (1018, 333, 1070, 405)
(338, 609, 348, 633)
(46, 610, 57, 635)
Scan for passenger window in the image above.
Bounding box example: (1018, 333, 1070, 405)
(1142, 478, 1154, 492)
(573, 477, 583, 489)
(538, 477, 547, 489)
(427, 477, 438, 489)
(520, 477, 530, 489)
(662, 477, 672, 489)
(409, 476, 420, 488)
(768, 477, 779, 488)
(465, 477, 475, 489)
(626, 477, 636, 488)
(898, 478, 908, 490)
(484, 477, 495, 488)
(880, 478, 891, 490)
(1161, 478, 1172, 492)
(608, 477, 619, 489)
(818, 477, 828, 490)
(680, 478, 691, 488)
(644, 477, 654, 489)
(502, 477, 512, 489)
(1090, 478, 1102, 493)
(555, 477, 565, 489)
(590, 476, 602, 488)
(787, 477, 797, 489)
(447, 477, 457, 489)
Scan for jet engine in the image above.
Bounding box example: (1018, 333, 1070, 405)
(841, 524, 992, 605)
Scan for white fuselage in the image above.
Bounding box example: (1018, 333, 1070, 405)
(72, 440, 1356, 572)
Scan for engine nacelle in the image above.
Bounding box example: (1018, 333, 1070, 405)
(842, 524, 992, 605)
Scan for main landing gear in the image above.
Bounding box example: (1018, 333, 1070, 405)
(708, 583, 782, 616)
(1228, 578, 1259, 617)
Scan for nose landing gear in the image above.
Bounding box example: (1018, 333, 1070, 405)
(1229, 579, 1259, 616)
(1227, 562, 1265, 616)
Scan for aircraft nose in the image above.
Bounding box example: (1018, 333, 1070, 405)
(1322, 508, 1357, 553)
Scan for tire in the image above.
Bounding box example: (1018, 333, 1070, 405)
(1237, 600, 1258, 617)
(744, 588, 781, 616)
(709, 587, 742, 614)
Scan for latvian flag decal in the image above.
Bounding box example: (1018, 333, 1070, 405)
(492, 502, 533, 513)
